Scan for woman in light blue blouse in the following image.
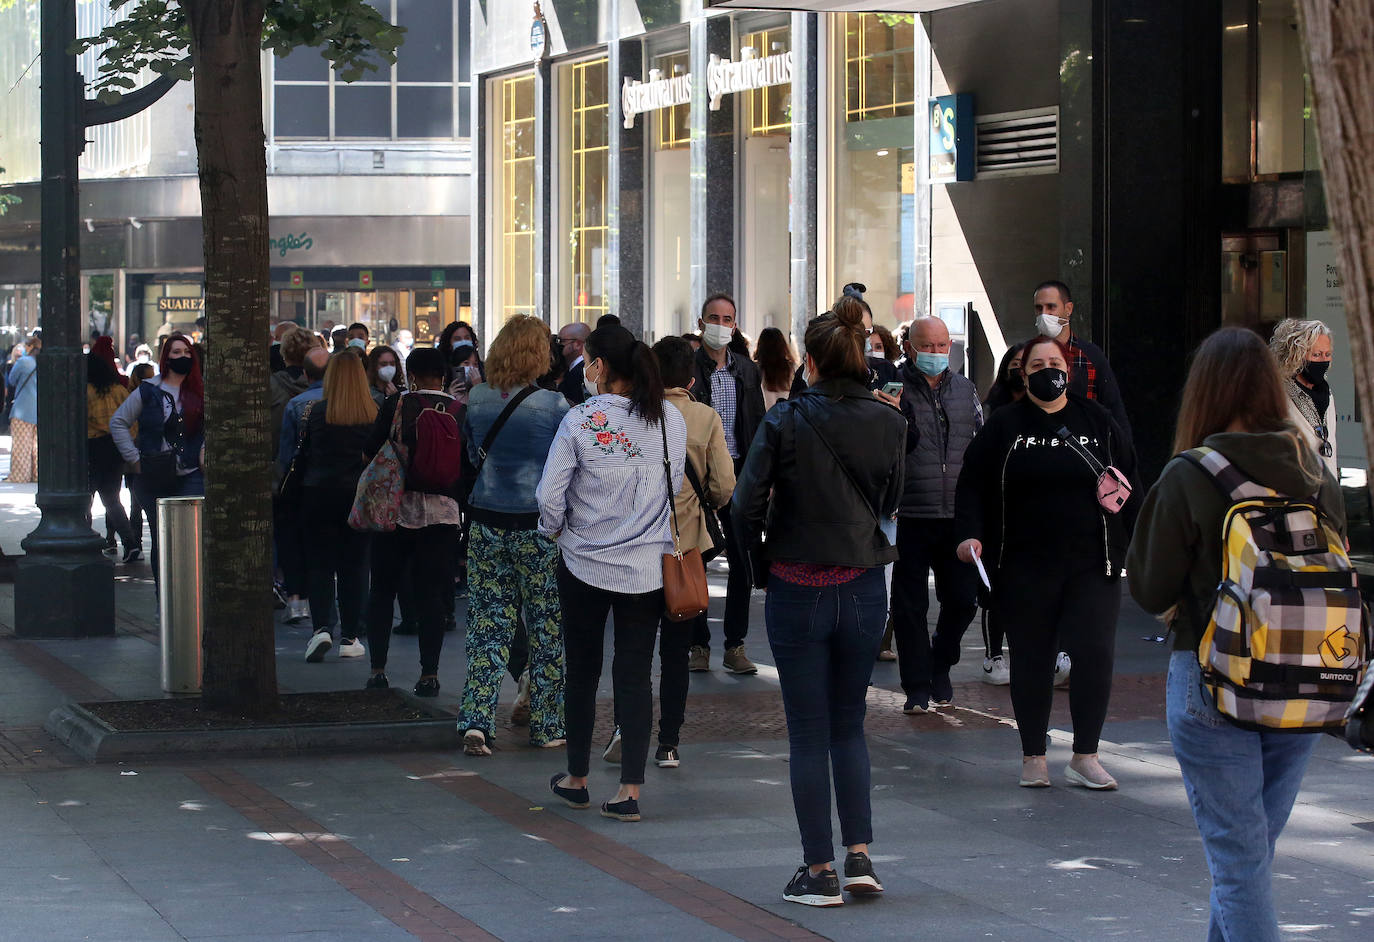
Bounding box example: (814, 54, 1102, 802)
(538, 323, 687, 823)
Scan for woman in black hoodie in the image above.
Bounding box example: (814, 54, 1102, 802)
(954, 335, 1136, 790)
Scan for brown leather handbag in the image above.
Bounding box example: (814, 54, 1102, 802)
(660, 417, 709, 622)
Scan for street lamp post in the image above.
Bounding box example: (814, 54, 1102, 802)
(15, 0, 183, 638)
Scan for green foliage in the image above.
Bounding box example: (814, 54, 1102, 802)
(0, 165, 17, 216)
(72, 0, 403, 100)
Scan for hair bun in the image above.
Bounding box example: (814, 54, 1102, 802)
(831, 295, 866, 331)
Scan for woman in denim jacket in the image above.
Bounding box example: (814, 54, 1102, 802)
(457, 316, 570, 755)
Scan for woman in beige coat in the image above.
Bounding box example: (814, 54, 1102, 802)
(602, 336, 735, 770)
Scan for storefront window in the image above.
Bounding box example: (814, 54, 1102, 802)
(830, 14, 917, 329)
(561, 57, 610, 325)
(651, 50, 692, 341)
(495, 73, 537, 323)
(87, 273, 114, 342)
(740, 27, 792, 335)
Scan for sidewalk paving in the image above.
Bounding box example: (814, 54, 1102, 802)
(1, 480, 1372, 941)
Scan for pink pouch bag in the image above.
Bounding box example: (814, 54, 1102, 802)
(348, 399, 407, 532)
(1057, 424, 1132, 514)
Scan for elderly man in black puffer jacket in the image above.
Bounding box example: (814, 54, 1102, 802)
(892, 316, 983, 714)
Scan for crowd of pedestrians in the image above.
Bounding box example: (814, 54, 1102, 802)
(23, 278, 1360, 937)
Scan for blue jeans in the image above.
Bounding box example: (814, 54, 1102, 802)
(1166, 651, 1319, 942)
(766, 567, 887, 866)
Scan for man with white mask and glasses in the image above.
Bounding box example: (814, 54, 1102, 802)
(1032, 280, 1131, 449)
(689, 293, 766, 675)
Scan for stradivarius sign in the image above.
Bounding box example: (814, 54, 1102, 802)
(620, 47, 794, 129)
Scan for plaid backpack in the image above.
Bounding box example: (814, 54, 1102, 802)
(1182, 446, 1369, 731)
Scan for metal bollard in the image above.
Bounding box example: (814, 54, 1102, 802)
(157, 496, 204, 693)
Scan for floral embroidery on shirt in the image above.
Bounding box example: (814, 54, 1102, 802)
(580, 409, 643, 458)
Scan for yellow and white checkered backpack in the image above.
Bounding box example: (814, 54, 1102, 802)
(1183, 447, 1369, 731)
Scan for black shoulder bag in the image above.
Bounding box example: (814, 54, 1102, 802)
(682, 458, 727, 561)
(459, 386, 539, 503)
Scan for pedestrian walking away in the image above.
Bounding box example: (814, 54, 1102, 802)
(733, 301, 907, 907)
(689, 293, 765, 674)
(1127, 327, 1348, 942)
(456, 315, 570, 756)
(954, 334, 1137, 790)
(361, 346, 464, 698)
(108, 333, 206, 586)
(86, 349, 137, 562)
(639, 335, 736, 770)
(5, 333, 40, 483)
(294, 352, 377, 664)
(540, 322, 687, 823)
(891, 313, 982, 712)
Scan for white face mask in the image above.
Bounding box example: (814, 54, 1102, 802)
(583, 359, 600, 398)
(1036, 313, 1065, 338)
(701, 323, 733, 350)
(377, 365, 397, 383)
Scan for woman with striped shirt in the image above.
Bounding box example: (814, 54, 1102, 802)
(539, 323, 687, 823)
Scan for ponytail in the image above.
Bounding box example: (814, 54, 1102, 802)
(585, 323, 666, 425)
(628, 341, 666, 425)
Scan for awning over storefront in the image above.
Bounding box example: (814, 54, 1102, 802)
(703, 1, 979, 10)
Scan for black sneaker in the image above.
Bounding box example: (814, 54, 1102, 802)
(931, 671, 954, 707)
(842, 851, 884, 895)
(655, 745, 680, 769)
(413, 677, 440, 697)
(122, 546, 142, 563)
(783, 866, 843, 907)
(549, 772, 589, 809)
(600, 797, 641, 822)
(364, 673, 389, 690)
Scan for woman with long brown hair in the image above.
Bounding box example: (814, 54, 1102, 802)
(1127, 327, 1344, 942)
(297, 352, 378, 662)
(754, 326, 797, 412)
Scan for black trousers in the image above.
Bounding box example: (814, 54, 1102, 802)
(87, 436, 133, 548)
(692, 457, 750, 650)
(559, 559, 662, 786)
(998, 554, 1119, 756)
(302, 486, 370, 641)
(366, 524, 456, 676)
(889, 517, 979, 700)
(656, 613, 698, 747)
(274, 494, 308, 597)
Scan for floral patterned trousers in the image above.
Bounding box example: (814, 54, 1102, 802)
(457, 523, 565, 745)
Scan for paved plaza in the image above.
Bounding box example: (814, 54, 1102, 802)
(1, 479, 1372, 941)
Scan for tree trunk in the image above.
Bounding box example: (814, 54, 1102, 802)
(1299, 2, 1374, 481)
(185, 0, 278, 713)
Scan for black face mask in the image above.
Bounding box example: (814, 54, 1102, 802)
(1007, 371, 1026, 393)
(167, 356, 193, 376)
(1026, 367, 1067, 403)
(1302, 360, 1330, 383)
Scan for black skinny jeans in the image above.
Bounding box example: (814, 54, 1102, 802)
(997, 553, 1120, 756)
(302, 486, 370, 641)
(366, 524, 456, 676)
(656, 612, 698, 747)
(88, 436, 133, 548)
(274, 494, 308, 598)
(559, 559, 663, 786)
(890, 517, 979, 700)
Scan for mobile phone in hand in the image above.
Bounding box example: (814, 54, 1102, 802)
(881, 381, 904, 397)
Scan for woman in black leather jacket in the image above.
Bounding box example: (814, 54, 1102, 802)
(732, 304, 906, 909)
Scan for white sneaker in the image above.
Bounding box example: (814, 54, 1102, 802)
(287, 599, 309, 623)
(337, 638, 366, 658)
(982, 655, 1011, 685)
(305, 630, 333, 663)
(1054, 652, 1072, 688)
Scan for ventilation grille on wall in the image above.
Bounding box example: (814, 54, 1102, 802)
(975, 107, 1059, 177)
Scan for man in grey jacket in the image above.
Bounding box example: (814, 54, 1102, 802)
(892, 316, 983, 713)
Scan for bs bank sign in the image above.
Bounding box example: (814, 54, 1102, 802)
(622, 47, 794, 129)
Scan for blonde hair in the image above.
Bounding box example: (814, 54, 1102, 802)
(323, 351, 378, 426)
(486, 314, 551, 390)
(280, 325, 317, 366)
(1268, 318, 1331, 379)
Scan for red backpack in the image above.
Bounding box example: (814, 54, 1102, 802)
(407, 395, 463, 493)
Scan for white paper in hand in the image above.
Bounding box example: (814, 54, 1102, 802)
(973, 553, 991, 591)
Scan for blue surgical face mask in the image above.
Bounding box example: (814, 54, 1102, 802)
(915, 351, 949, 377)
(347, 338, 366, 350)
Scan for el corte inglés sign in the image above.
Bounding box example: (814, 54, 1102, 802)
(622, 47, 793, 129)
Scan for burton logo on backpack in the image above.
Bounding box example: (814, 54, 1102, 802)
(1183, 446, 1369, 731)
(408, 395, 463, 493)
